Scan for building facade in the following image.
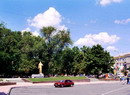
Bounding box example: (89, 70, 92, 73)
(114, 53, 130, 75)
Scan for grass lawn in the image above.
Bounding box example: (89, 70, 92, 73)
(28, 76, 86, 82)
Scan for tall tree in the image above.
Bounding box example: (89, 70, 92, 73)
(85, 44, 114, 78)
(0, 25, 22, 76)
(72, 46, 91, 75)
(60, 47, 75, 75)
(40, 26, 72, 74)
(18, 32, 40, 75)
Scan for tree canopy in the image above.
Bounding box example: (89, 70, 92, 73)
(0, 24, 114, 77)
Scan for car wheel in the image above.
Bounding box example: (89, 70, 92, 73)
(61, 85, 64, 87)
(70, 84, 74, 87)
(54, 84, 58, 87)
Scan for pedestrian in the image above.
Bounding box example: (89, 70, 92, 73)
(121, 76, 126, 85)
(120, 76, 122, 81)
(127, 75, 129, 84)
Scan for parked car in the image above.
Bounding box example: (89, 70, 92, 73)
(54, 80, 74, 87)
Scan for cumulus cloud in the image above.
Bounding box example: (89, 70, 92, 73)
(22, 28, 40, 36)
(32, 31, 40, 36)
(74, 32, 120, 46)
(21, 27, 31, 35)
(28, 7, 67, 30)
(106, 46, 118, 51)
(99, 0, 123, 6)
(22, 27, 31, 32)
(114, 18, 130, 24)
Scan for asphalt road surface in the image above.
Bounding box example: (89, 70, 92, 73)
(9, 82, 130, 95)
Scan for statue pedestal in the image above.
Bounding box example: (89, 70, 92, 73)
(31, 73, 44, 78)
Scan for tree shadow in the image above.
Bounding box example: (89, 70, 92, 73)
(0, 92, 7, 95)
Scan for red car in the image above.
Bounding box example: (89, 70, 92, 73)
(54, 80, 74, 87)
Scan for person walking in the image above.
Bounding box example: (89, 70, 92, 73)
(120, 76, 126, 85)
(127, 75, 129, 84)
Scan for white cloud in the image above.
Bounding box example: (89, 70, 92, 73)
(28, 7, 67, 30)
(114, 18, 130, 24)
(22, 28, 40, 36)
(32, 31, 40, 36)
(74, 32, 120, 46)
(22, 27, 31, 32)
(21, 27, 31, 35)
(106, 46, 118, 51)
(99, 0, 123, 6)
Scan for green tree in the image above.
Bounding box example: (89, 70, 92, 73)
(72, 46, 91, 75)
(40, 26, 72, 75)
(60, 47, 75, 75)
(85, 44, 114, 78)
(0, 25, 22, 76)
(18, 32, 41, 75)
(0, 23, 115, 77)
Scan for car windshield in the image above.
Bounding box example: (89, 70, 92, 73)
(59, 80, 65, 82)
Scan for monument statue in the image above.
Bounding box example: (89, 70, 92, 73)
(38, 62, 43, 74)
(31, 62, 44, 78)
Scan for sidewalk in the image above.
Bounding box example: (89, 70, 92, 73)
(0, 80, 120, 94)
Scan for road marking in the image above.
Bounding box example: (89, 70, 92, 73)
(101, 86, 129, 95)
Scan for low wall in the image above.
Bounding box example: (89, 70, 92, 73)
(0, 82, 16, 86)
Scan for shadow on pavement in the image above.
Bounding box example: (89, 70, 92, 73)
(0, 92, 7, 95)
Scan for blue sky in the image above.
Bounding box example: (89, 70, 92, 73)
(0, 0, 130, 56)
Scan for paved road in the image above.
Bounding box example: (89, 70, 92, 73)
(8, 82, 130, 95)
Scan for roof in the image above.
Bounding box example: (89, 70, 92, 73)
(114, 53, 130, 59)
